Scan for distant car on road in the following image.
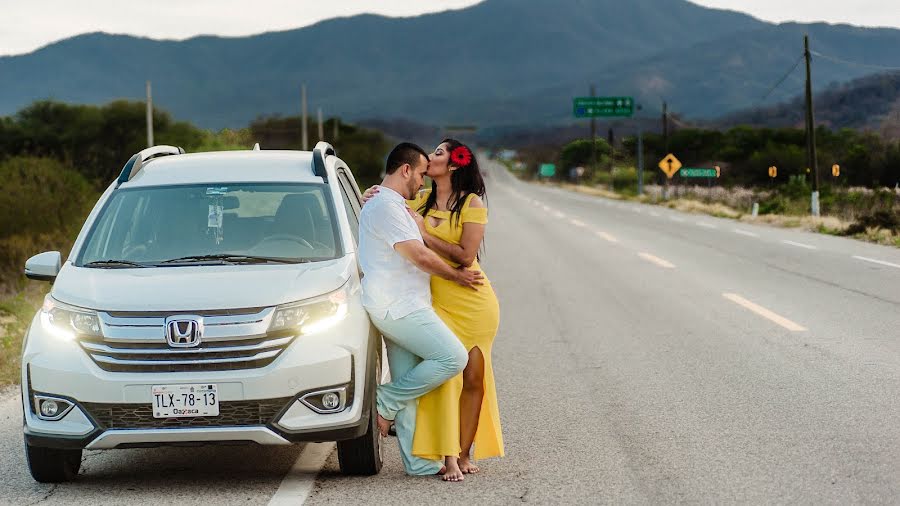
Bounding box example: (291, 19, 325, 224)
(20, 142, 383, 482)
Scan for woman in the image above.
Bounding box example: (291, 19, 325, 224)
(364, 139, 503, 481)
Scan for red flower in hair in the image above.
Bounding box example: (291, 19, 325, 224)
(450, 146, 473, 167)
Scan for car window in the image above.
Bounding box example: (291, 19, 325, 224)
(337, 172, 360, 244)
(78, 183, 339, 265)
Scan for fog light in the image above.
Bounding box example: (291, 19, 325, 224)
(299, 386, 348, 414)
(322, 392, 341, 410)
(34, 395, 74, 421)
(40, 400, 59, 418)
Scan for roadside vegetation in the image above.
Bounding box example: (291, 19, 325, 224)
(508, 126, 900, 248)
(0, 100, 394, 385)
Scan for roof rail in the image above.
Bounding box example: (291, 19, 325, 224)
(312, 141, 335, 181)
(252, 143, 261, 151)
(115, 145, 184, 187)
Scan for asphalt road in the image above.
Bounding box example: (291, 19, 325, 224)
(1, 161, 899, 504)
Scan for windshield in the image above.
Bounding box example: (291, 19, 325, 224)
(78, 183, 339, 266)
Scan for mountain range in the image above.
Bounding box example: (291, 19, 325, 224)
(2, 0, 899, 129)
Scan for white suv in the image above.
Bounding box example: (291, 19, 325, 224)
(20, 142, 383, 482)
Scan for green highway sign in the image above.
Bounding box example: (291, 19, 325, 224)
(539, 163, 556, 177)
(574, 96, 634, 118)
(679, 167, 718, 178)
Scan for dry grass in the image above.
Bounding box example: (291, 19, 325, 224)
(0, 282, 48, 385)
(664, 199, 743, 219)
(538, 180, 899, 249)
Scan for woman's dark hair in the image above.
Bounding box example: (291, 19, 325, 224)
(418, 139, 487, 228)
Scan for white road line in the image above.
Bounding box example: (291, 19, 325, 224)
(268, 442, 334, 506)
(722, 293, 807, 332)
(696, 221, 717, 229)
(570, 218, 587, 227)
(594, 230, 619, 243)
(638, 252, 675, 269)
(552, 211, 566, 219)
(853, 255, 900, 269)
(632, 207, 644, 214)
(733, 228, 759, 238)
(649, 211, 661, 217)
(781, 240, 817, 250)
(669, 216, 685, 223)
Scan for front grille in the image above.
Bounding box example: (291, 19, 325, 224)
(83, 397, 293, 429)
(80, 308, 295, 373)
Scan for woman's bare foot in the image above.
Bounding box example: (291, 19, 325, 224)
(442, 457, 465, 482)
(458, 456, 480, 474)
(376, 414, 391, 437)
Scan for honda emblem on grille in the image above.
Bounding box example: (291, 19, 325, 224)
(165, 316, 203, 348)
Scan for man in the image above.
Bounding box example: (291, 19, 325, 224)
(358, 142, 483, 476)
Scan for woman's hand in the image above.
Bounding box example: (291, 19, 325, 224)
(406, 207, 426, 235)
(361, 185, 380, 204)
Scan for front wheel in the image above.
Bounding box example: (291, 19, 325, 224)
(336, 355, 383, 475)
(25, 437, 82, 483)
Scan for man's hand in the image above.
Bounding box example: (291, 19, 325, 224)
(453, 266, 484, 290)
(362, 185, 380, 204)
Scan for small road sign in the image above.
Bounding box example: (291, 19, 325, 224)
(539, 163, 556, 177)
(574, 97, 634, 118)
(680, 167, 718, 178)
(768, 166, 777, 178)
(658, 154, 682, 179)
(832, 164, 840, 177)
(715, 166, 721, 178)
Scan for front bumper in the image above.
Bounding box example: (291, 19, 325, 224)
(22, 304, 379, 450)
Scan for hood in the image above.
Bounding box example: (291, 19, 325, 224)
(52, 255, 355, 312)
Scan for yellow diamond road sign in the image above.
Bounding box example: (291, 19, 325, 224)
(658, 153, 682, 179)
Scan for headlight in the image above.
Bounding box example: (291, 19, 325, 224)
(40, 295, 102, 341)
(268, 283, 350, 335)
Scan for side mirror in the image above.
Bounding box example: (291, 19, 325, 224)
(25, 251, 62, 282)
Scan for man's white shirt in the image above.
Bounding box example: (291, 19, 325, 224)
(358, 187, 432, 319)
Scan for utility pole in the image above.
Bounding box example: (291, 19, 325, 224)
(637, 122, 644, 196)
(804, 35, 820, 216)
(317, 107, 324, 141)
(590, 84, 597, 177)
(662, 100, 669, 153)
(301, 84, 309, 151)
(663, 100, 670, 200)
(145, 81, 154, 148)
(333, 117, 339, 142)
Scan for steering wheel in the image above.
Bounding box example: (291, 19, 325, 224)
(260, 234, 314, 250)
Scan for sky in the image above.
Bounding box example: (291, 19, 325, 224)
(2, 0, 899, 57)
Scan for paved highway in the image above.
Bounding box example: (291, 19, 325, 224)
(1, 161, 898, 504)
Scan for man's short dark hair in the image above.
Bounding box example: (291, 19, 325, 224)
(385, 142, 429, 175)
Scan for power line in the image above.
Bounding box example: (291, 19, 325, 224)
(810, 50, 900, 73)
(760, 54, 805, 102)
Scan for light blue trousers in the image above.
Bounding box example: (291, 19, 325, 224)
(369, 308, 468, 476)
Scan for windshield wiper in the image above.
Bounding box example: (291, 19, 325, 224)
(159, 254, 307, 265)
(83, 260, 151, 268)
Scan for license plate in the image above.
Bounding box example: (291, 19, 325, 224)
(152, 384, 219, 418)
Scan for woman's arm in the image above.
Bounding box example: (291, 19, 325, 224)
(415, 195, 486, 267)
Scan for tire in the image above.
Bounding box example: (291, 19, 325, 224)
(336, 353, 383, 475)
(25, 437, 82, 483)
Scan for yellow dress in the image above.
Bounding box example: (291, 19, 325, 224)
(408, 191, 504, 461)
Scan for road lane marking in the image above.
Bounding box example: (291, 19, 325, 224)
(781, 240, 817, 250)
(638, 252, 675, 269)
(649, 211, 661, 217)
(696, 221, 717, 229)
(853, 255, 900, 269)
(669, 216, 685, 223)
(632, 207, 644, 214)
(552, 210, 566, 219)
(570, 218, 586, 227)
(268, 442, 334, 506)
(595, 231, 619, 243)
(722, 293, 807, 331)
(733, 228, 759, 238)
